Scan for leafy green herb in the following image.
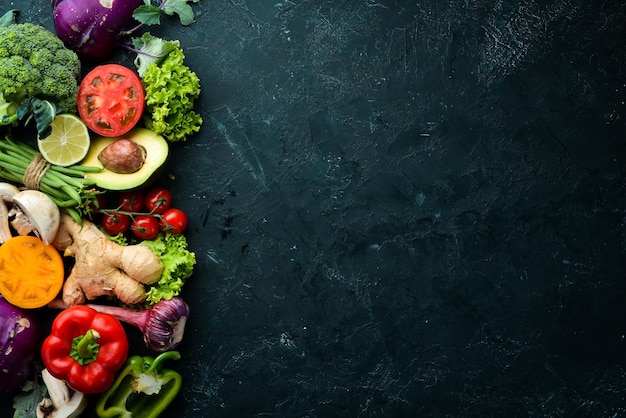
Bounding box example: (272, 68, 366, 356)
(162, 0, 200, 25)
(133, 0, 200, 27)
(132, 4, 162, 26)
(12, 380, 48, 418)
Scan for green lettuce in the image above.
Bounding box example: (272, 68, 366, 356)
(137, 34, 202, 142)
(140, 232, 196, 304)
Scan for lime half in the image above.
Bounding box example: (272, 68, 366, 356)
(38, 114, 90, 167)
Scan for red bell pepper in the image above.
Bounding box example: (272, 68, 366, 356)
(41, 305, 129, 394)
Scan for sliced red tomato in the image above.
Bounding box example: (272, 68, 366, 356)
(77, 64, 145, 137)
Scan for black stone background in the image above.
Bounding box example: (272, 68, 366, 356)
(1, 0, 626, 417)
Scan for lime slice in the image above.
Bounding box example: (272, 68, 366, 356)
(38, 114, 91, 167)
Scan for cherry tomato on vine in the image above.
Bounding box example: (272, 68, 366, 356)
(119, 190, 145, 212)
(101, 213, 131, 235)
(77, 64, 145, 137)
(86, 193, 107, 221)
(131, 215, 160, 240)
(145, 187, 173, 215)
(159, 208, 188, 234)
(88, 193, 107, 211)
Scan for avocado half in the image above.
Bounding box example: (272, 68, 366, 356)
(81, 128, 169, 190)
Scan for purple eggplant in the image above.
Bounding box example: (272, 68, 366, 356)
(52, 0, 144, 62)
(0, 296, 42, 392)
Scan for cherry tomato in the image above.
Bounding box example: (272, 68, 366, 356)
(159, 208, 188, 234)
(77, 64, 145, 137)
(88, 193, 107, 211)
(145, 187, 173, 215)
(131, 215, 160, 240)
(119, 190, 145, 212)
(101, 213, 131, 235)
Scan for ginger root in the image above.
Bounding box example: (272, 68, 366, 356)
(52, 213, 164, 306)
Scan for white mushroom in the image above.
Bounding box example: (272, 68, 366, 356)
(37, 368, 87, 418)
(0, 182, 19, 244)
(10, 190, 60, 245)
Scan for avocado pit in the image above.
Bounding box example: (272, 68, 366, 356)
(81, 128, 169, 191)
(98, 138, 147, 174)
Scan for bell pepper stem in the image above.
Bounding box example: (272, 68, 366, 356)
(146, 351, 181, 373)
(71, 329, 101, 365)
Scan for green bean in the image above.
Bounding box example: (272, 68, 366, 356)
(51, 164, 102, 175)
(0, 136, 104, 218)
(64, 207, 82, 225)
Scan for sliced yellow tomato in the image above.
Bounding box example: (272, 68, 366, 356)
(0, 236, 64, 309)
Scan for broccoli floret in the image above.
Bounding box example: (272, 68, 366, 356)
(0, 13, 80, 135)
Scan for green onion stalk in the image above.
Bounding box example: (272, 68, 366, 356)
(0, 136, 102, 223)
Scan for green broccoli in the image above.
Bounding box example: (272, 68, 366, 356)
(0, 10, 81, 136)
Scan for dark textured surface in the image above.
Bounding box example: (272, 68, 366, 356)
(2, 0, 626, 416)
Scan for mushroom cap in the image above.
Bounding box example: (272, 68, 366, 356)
(0, 183, 19, 197)
(0, 183, 20, 244)
(11, 190, 60, 245)
(37, 368, 87, 418)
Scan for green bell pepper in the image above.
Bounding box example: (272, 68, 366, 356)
(96, 351, 182, 418)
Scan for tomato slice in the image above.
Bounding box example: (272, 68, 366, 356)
(0, 236, 64, 309)
(77, 64, 145, 137)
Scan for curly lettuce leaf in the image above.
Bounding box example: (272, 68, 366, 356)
(100, 229, 129, 246)
(132, 32, 179, 76)
(140, 232, 196, 304)
(139, 36, 202, 141)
